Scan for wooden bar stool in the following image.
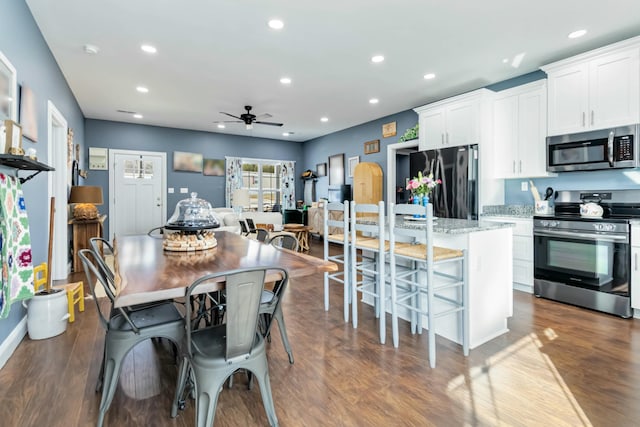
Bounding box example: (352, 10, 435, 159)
(33, 263, 85, 323)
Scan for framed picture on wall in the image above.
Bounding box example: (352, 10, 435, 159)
(364, 139, 380, 154)
(203, 158, 225, 176)
(0, 51, 17, 122)
(348, 156, 359, 178)
(328, 153, 344, 185)
(316, 162, 326, 177)
(173, 151, 203, 172)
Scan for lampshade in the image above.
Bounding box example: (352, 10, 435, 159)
(68, 186, 104, 205)
(232, 188, 250, 207)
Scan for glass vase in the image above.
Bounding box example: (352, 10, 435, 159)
(422, 195, 429, 218)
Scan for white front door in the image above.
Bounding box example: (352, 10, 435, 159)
(110, 150, 166, 238)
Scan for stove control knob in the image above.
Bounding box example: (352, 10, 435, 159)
(550, 221, 559, 228)
(541, 220, 549, 227)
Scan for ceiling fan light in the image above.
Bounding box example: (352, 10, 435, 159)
(246, 123, 253, 130)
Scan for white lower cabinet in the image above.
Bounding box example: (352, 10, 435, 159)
(482, 216, 533, 292)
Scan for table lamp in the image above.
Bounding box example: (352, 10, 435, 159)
(68, 186, 104, 220)
(231, 188, 250, 217)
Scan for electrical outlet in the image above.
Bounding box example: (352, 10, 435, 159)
(168, 187, 174, 194)
(180, 187, 188, 193)
(521, 181, 528, 192)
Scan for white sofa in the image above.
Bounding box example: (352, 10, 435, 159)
(210, 209, 289, 235)
(210, 208, 241, 233)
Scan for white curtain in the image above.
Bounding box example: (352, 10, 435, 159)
(225, 157, 243, 207)
(281, 160, 295, 209)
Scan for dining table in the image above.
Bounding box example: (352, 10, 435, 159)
(113, 231, 337, 308)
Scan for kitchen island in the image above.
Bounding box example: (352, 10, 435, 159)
(365, 217, 514, 349)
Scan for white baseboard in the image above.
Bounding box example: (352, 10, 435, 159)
(0, 316, 27, 370)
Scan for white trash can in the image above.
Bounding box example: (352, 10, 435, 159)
(24, 289, 70, 340)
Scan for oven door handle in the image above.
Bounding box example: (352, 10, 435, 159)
(534, 229, 628, 243)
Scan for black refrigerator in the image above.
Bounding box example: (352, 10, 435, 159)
(409, 145, 478, 220)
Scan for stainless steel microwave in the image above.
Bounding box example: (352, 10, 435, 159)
(547, 124, 639, 172)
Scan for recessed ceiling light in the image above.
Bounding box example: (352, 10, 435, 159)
(133, 113, 143, 119)
(568, 29, 587, 39)
(371, 55, 385, 63)
(83, 44, 100, 55)
(423, 73, 436, 80)
(217, 124, 225, 129)
(280, 77, 292, 85)
(320, 117, 329, 122)
(502, 58, 509, 63)
(140, 44, 157, 54)
(369, 98, 379, 104)
(268, 19, 284, 30)
(282, 132, 290, 136)
(136, 86, 149, 93)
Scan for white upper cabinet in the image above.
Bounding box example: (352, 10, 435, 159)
(415, 89, 491, 151)
(492, 80, 551, 179)
(543, 39, 640, 136)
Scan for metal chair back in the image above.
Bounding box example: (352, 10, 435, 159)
(268, 234, 299, 251)
(256, 228, 269, 242)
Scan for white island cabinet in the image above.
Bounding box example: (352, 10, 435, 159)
(363, 218, 514, 350)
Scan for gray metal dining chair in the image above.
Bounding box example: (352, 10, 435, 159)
(78, 249, 185, 427)
(267, 234, 299, 251)
(256, 228, 270, 242)
(259, 266, 293, 363)
(171, 267, 281, 427)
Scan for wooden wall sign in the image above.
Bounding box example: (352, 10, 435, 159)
(364, 139, 380, 155)
(382, 121, 396, 138)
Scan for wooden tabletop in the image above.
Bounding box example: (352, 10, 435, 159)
(113, 231, 337, 308)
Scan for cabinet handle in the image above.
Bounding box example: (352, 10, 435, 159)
(513, 161, 516, 173)
(582, 112, 586, 127)
(446, 132, 449, 145)
(441, 134, 445, 145)
(591, 110, 594, 125)
(519, 160, 522, 173)
(635, 253, 638, 271)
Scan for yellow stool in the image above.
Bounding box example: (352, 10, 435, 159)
(33, 262, 85, 323)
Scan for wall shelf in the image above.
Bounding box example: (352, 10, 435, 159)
(0, 154, 55, 184)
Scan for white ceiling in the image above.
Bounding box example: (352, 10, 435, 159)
(26, 0, 640, 142)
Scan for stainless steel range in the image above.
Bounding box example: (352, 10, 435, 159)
(533, 189, 638, 318)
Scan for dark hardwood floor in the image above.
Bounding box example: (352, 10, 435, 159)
(2, 238, 640, 426)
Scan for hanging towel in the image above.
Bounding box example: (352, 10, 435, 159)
(0, 173, 34, 319)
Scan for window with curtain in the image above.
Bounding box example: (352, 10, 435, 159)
(226, 157, 295, 211)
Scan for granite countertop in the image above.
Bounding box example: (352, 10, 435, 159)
(399, 217, 515, 235)
(481, 204, 534, 218)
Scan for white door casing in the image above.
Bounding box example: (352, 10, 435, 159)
(46, 101, 69, 281)
(109, 149, 166, 239)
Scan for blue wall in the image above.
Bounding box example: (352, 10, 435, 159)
(302, 110, 418, 201)
(0, 1, 85, 343)
(84, 119, 304, 238)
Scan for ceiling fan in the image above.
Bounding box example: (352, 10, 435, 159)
(214, 105, 283, 130)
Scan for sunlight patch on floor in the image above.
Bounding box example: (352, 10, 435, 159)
(447, 333, 592, 426)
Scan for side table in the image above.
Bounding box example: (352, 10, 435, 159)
(283, 224, 312, 252)
(70, 215, 107, 272)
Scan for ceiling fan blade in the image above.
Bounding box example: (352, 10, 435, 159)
(255, 113, 273, 119)
(254, 121, 284, 127)
(220, 112, 241, 119)
(213, 120, 243, 123)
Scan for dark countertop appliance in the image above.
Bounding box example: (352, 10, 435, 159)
(533, 189, 639, 318)
(409, 145, 478, 220)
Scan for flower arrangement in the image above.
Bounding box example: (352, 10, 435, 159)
(406, 171, 441, 197)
